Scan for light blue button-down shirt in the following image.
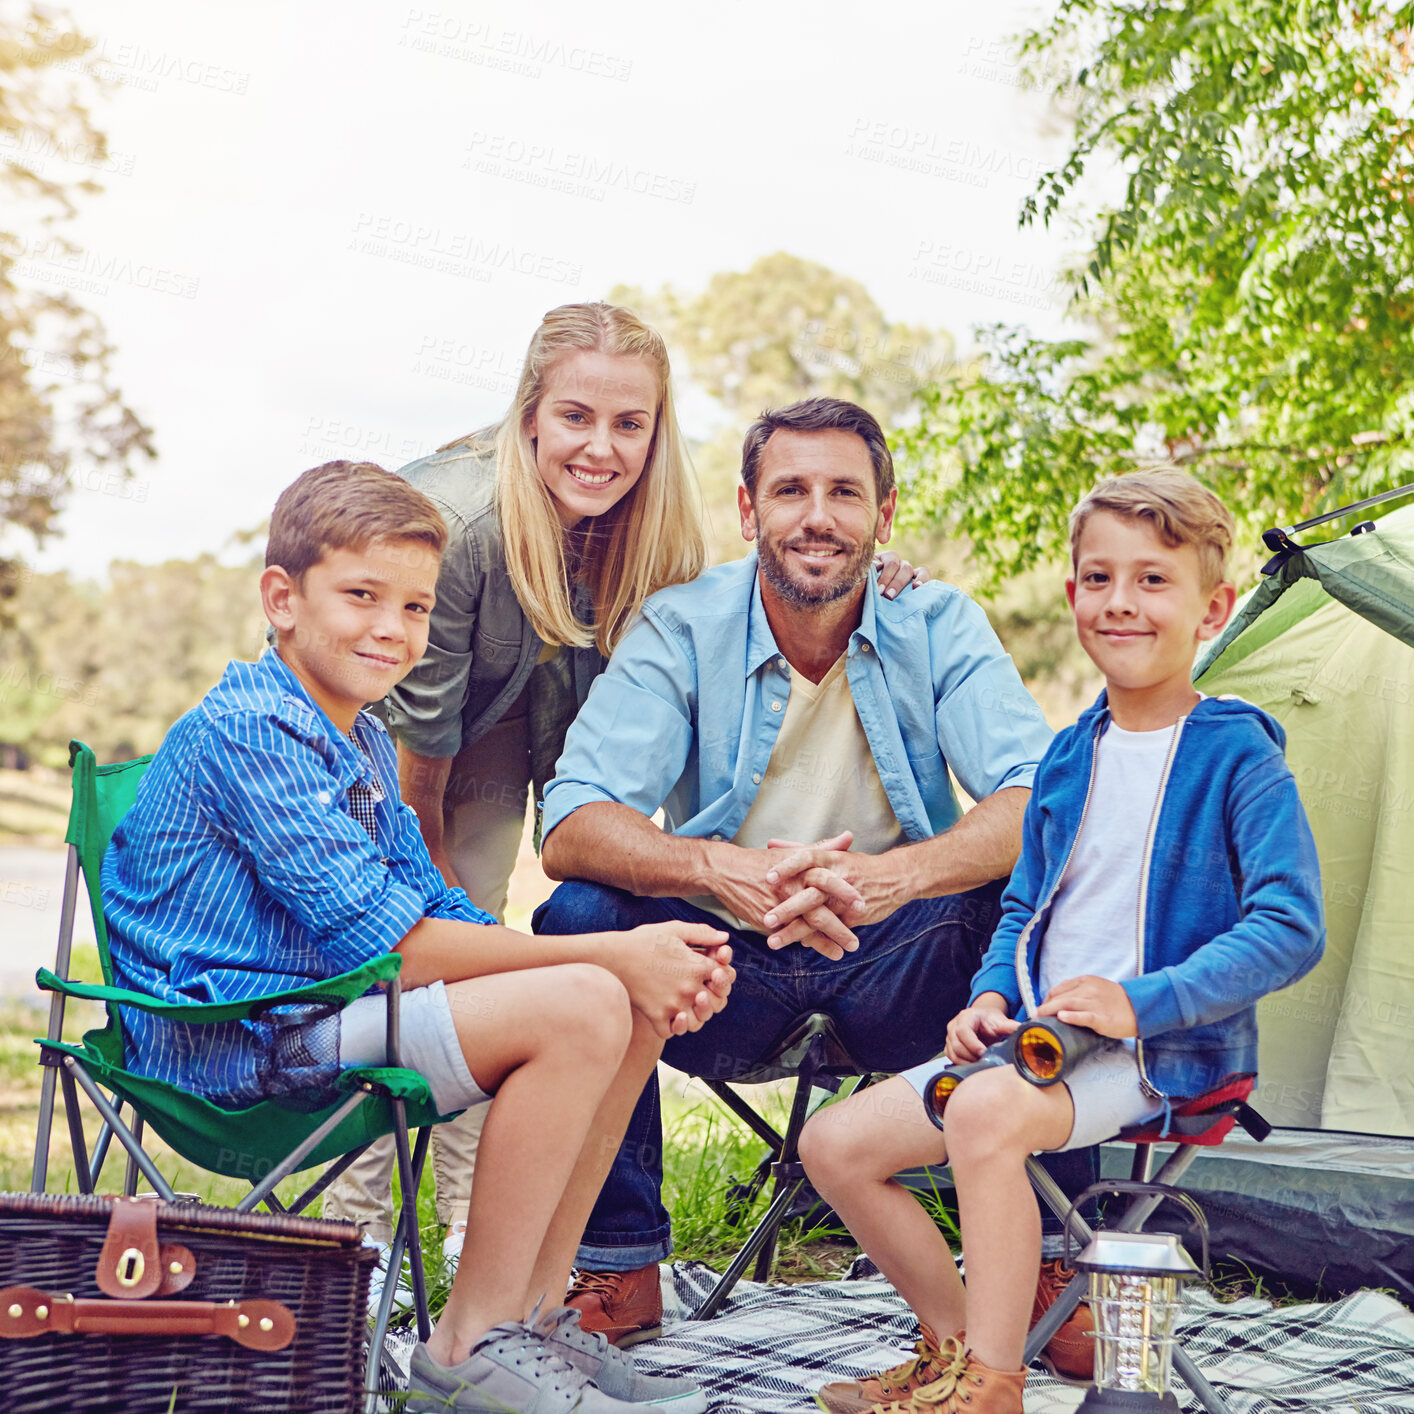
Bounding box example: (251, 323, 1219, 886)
(104, 649, 493, 1106)
(542, 554, 1052, 848)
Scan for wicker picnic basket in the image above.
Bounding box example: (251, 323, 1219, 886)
(0, 1191, 377, 1413)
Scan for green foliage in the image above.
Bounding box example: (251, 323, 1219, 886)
(902, 1, 1414, 587)
(0, 5, 155, 610)
(0, 552, 267, 765)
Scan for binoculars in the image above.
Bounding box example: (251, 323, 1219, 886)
(923, 1017, 1103, 1131)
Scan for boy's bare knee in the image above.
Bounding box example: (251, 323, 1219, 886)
(800, 1104, 872, 1185)
(944, 1071, 1032, 1165)
(545, 963, 632, 1050)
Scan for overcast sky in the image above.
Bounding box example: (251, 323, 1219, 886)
(14, 0, 1087, 577)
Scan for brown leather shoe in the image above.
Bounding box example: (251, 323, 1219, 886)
(565, 1264, 663, 1348)
(816, 1326, 955, 1414)
(1030, 1257, 1095, 1381)
(850, 1346, 1025, 1414)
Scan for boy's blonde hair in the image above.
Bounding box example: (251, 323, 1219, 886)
(267, 461, 447, 581)
(442, 301, 706, 656)
(1069, 469, 1236, 588)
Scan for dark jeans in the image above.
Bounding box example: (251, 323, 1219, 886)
(534, 878, 1099, 1268)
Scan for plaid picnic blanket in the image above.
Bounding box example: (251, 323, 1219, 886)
(381, 1260, 1414, 1412)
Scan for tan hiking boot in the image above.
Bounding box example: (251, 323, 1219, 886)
(1031, 1257, 1095, 1381)
(854, 1347, 1025, 1414)
(565, 1264, 663, 1348)
(816, 1327, 957, 1414)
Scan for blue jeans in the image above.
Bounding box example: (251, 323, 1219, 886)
(535, 879, 1100, 1268)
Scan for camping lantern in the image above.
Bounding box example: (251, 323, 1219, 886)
(1065, 1184, 1209, 1410)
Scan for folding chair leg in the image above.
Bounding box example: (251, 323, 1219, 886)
(31, 1064, 60, 1193)
(62, 1056, 179, 1201)
(391, 1109, 432, 1342)
(1173, 1343, 1233, 1414)
(60, 1065, 94, 1194)
(287, 1139, 375, 1216)
(123, 1115, 145, 1196)
(365, 1125, 433, 1410)
(691, 1176, 806, 1319)
(31, 847, 81, 1194)
(238, 1085, 372, 1213)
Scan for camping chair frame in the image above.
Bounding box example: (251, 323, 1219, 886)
(1023, 1076, 1271, 1414)
(690, 1012, 879, 1320)
(29, 742, 458, 1406)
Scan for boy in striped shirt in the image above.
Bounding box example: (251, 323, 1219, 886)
(104, 460, 734, 1414)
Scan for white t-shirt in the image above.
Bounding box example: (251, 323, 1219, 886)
(692, 654, 904, 928)
(1035, 720, 1177, 1001)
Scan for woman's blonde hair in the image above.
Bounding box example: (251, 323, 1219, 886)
(444, 302, 706, 655)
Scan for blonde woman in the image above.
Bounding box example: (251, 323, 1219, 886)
(324, 302, 921, 1279)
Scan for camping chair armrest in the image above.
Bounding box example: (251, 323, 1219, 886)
(34, 952, 403, 1024)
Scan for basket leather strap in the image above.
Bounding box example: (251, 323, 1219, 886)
(0, 1287, 294, 1351)
(94, 1197, 195, 1297)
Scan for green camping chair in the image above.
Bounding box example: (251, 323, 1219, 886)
(30, 740, 459, 1398)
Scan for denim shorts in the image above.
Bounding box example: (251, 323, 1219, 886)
(340, 980, 489, 1114)
(900, 1038, 1161, 1152)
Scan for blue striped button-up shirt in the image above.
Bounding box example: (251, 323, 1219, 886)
(103, 649, 493, 1106)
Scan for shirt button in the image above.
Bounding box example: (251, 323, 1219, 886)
(316, 790, 332, 804)
(777, 658, 787, 670)
(752, 772, 761, 784)
(862, 643, 871, 653)
(711, 833, 723, 841)
(771, 700, 782, 712)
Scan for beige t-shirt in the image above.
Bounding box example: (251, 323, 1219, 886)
(694, 654, 905, 929)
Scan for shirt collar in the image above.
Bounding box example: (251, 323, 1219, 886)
(743, 553, 883, 677)
(258, 648, 381, 787)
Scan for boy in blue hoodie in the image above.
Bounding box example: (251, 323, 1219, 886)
(798, 470, 1324, 1414)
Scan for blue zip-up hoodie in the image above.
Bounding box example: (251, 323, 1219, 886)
(969, 692, 1325, 1101)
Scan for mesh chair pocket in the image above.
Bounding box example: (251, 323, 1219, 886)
(250, 996, 344, 1112)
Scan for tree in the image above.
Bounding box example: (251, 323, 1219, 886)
(897, 1, 1414, 587)
(613, 253, 956, 559)
(0, 5, 155, 610)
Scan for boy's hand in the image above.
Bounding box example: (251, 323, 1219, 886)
(1037, 975, 1138, 1039)
(605, 923, 735, 1039)
(945, 993, 1019, 1063)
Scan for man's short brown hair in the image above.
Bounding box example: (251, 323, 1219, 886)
(1069, 469, 1236, 588)
(266, 461, 447, 581)
(740, 397, 895, 503)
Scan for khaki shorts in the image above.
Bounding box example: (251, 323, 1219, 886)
(339, 980, 490, 1114)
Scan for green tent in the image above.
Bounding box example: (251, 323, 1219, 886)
(1195, 499, 1414, 1139)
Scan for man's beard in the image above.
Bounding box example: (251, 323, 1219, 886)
(757, 533, 875, 607)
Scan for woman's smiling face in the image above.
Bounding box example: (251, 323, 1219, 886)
(527, 348, 660, 528)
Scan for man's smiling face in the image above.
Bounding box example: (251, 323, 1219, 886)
(740, 428, 897, 609)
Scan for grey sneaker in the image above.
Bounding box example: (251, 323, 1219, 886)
(407, 1318, 644, 1412)
(537, 1305, 707, 1412)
